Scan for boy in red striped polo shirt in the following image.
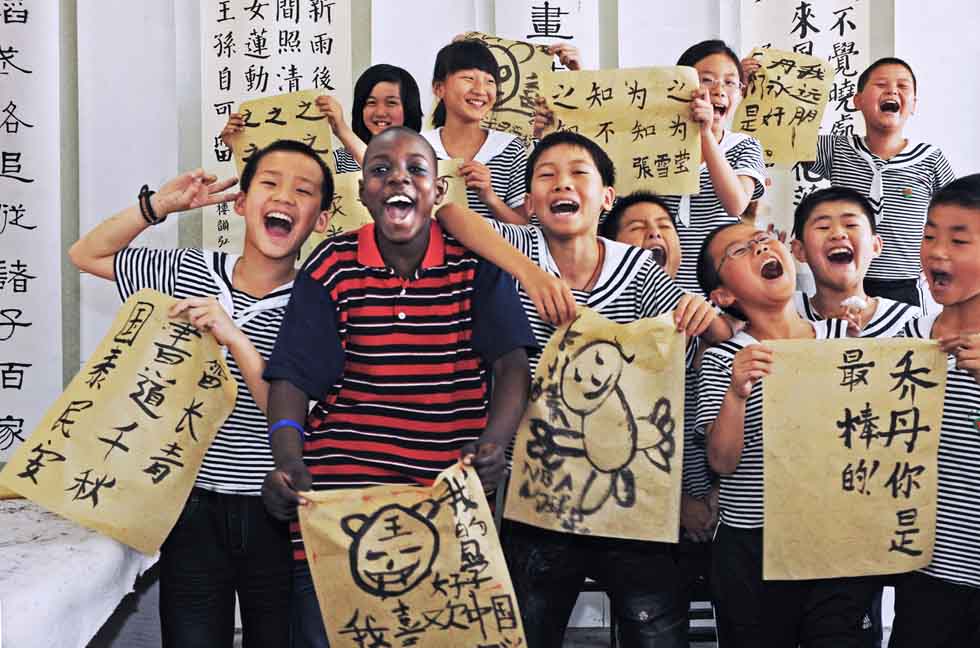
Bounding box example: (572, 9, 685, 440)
(261, 126, 536, 648)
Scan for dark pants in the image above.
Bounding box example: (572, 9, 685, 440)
(159, 488, 292, 648)
(292, 561, 330, 648)
(712, 523, 877, 648)
(502, 520, 688, 648)
(864, 277, 920, 308)
(889, 571, 980, 647)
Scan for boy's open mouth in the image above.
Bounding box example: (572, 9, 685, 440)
(880, 100, 900, 113)
(760, 258, 784, 279)
(264, 212, 294, 237)
(550, 199, 580, 215)
(383, 194, 415, 223)
(650, 246, 667, 268)
(713, 102, 727, 117)
(931, 269, 953, 287)
(826, 247, 854, 264)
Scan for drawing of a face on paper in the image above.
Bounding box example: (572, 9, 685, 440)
(341, 500, 440, 599)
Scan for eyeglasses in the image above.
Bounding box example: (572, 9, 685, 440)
(700, 78, 743, 91)
(716, 232, 776, 273)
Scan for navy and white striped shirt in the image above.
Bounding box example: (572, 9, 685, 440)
(424, 128, 527, 219)
(115, 248, 290, 495)
(902, 315, 980, 589)
(696, 319, 848, 528)
(334, 147, 361, 174)
(794, 292, 919, 339)
(811, 134, 955, 281)
(662, 131, 767, 294)
(683, 336, 714, 500)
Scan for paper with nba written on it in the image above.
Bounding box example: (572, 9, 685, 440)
(298, 159, 468, 265)
(733, 47, 833, 168)
(0, 290, 237, 555)
(298, 462, 526, 647)
(763, 338, 945, 580)
(504, 307, 685, 542)
(229, 89, 336, 176)
(541, 66, 702, 196)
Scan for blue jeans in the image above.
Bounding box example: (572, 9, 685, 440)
(502, 520, 688, 648)
(292, 562, 330, 648)
(159, 488, 292, 648)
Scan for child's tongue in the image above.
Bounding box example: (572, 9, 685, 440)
(384, 203, 413, 224)
(265, 218, 292, 238)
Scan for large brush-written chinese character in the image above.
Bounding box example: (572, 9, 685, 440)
(734, 47, 832, 168)
(0, 289, 237, 554)
(762, 338, 945, 580)
(542, 66, 702, 196)
(298, 462, 526, 647)
(505, 307, 685, 542)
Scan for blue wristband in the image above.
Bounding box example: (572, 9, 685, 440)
(268, 418, 306, 446)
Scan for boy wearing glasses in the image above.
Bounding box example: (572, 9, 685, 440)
(695, 222, 877, 646)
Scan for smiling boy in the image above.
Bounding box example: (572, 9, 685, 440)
(260, 127, 535, 648)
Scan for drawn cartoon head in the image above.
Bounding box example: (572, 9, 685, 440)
(560, 339, 634, 415)
(341, 500, 440, 599)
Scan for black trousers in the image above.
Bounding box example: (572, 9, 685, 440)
(889, 571, 980, 648)
(711, 523, 878, 648)
(159, 488, 293, 648)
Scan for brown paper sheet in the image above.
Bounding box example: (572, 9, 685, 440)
(461, 31, 556, 141)
(542, 66, 702, 195)
(298, 159, 467, 265)
(763, 338, 945, 580)
(298, 462, 526, 647)
(231, 89, 335, 175)
(504, 307, 685, 541)
(733, 47, 833, 168)
(0, 290, 237, 554)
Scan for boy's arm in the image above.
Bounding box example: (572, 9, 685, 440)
(705, 344, 772, 474)
(435, 202, 576, 325)
(68, 170, 238, 280)
(262, 379, 313, 521)
(314, 94, 367, 167)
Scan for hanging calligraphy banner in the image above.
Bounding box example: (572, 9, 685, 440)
(763, 338, 945, 580)
(0, 290, 237, 555)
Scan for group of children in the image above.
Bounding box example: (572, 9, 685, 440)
(66, 32, 980, 648)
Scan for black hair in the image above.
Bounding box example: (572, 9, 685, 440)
(430, 40, 500, 128)
(792, 186, 877, 240)
(525, 131, 616, 192)
(697, 222, 748, 321)
(599, 191, 674, 240)
(857, 57, 917, 93)
(929, 173, 980, 212)
(351, 64, 423, 144)
(363, 126, 438, 169)
(676, 39, 744, 84)
(239, 139, 334, 210)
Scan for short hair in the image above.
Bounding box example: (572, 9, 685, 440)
(857, 57, 917, 93)
(239, 139, 334, 210)
(676, 39, 744, 84)
(363, 126, 438, 169)
(792, 186, 877, 240)
(930, 173, 980, 212)
(599, 191, 674, 240)
(696, 222, 748, 321)
(431, 40, 500, 128)
(351, 64, 423, 145)
(525, 131, 616, 192)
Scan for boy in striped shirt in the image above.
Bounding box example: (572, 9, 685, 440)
(890, 174, 980, 647)
(696, 221, 874, 646)
(261, 127, 535, 648)
(68, 140, 333, 647)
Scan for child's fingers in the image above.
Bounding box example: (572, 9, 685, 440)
(207, 176, 240, 194)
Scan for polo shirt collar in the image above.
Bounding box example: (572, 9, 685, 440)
(356, 220, 446, 271)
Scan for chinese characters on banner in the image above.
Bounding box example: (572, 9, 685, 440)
(0, 290, 237, 555)
(298, 159, 467, 265)
(202, 0, 352, 253)
(0, 3, 62, 465)
(740, 0, 870, 229)
(734, 47, 833, 168)
(505, 308, 685, 541)
(494, 0, 600, 70)
(461, 32, 554, 141)
(762, 339, 946, 580)
(299, 462, 527, 647)
(230, 89, 335, 175)
(542, 66, 702, 195)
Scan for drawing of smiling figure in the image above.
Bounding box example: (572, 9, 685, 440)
(341, 500, 440, 599)
(526, 332, 676, 516)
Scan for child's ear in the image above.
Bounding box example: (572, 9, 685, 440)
(434, 175, 449, 206)
(852, 89, 865, 114)
(233, 191, 246, 216)
(601, 185, 616, 212)
(790, 237, 807, 264)
(432, 80, 445, 100)
(357, 178, 365, 205)
(710, 285, 736, 311)
(314, 208, 330, 233)
(523, 191, 535, 218)
(871, 233, 884, 257)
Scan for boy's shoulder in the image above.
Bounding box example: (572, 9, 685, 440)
(703, 330, 754, 365)
(901, 313, 939, 340)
